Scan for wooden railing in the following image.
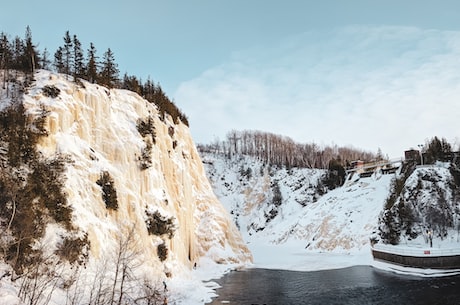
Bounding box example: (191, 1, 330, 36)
(346, 158, 402, 174)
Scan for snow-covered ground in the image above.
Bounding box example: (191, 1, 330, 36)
(2, 71, 460, 304)
(196, 154, 460, 299)
(248, 239, 373, 271)
(202, 152, 393, 250)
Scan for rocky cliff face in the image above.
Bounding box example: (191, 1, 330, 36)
(377, 162, 460, 246)
(201, 151, 394, 253)
(0, 70, 251, 303)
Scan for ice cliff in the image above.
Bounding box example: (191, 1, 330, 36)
(0, 70, 251, 304)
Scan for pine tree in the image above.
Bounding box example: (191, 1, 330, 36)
(41, 48, 51, 70)
(122, 73, 142, 94)
(54, 46, 64, 73)
(72, 34, 84, 80)
(62, 31, 73, 77)
(0, 32, 12, 94)
(11, 36, 24, 71)
(86, 42, 98, 83)
(425, 137, 452, 164)
(143, 77, 155, 100)
(379, 209, 401, 245)
(0, 34, 11, 67)
(272, 181, 282, 206)
(0, 33, 10, 66)
(100, 48, 119, 88)
(23, 26, 39, 74)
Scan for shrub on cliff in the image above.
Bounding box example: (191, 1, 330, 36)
(96, 171, 118, 210)
(137, 116, 156, 170)
(145, 210, 175, 239)
(42, 85, 60, 98)
(0, 102, 74, 273)
(137, 116, 156, 141)
(157, 242, 168, 262)
(55, 233, 90, 265)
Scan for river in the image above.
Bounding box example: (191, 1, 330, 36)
(208, 266, 460, 305)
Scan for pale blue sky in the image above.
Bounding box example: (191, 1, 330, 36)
(3, 1, 460, 156)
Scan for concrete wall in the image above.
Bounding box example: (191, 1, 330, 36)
(372, 249, 460, 269)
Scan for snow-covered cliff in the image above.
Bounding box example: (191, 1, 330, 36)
(202, 151, 460, 272)
(377, 162, 460, 247)
(200, 151, 396, 271)
(0, 70, 251, 304)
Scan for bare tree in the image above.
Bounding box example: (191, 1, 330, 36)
(199, 129, 380, 169)
(86, 258, 111, 305)
(134, 278, 168, 305)
(17, 243, 62, 305)
(64, 266, 85, 305)
(109, 226, 143, 305)
(61, 225, 167, 305)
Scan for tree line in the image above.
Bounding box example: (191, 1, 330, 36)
(198, 129, 381, 169)
(0, 26, 189, 125)
(422, 136, 456, 165)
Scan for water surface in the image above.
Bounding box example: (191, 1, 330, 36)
(209, 266, 460, 305)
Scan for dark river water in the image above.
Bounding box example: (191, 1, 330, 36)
(208, 266, 460, 305)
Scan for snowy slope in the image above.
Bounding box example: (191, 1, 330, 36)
(203, 151, 460, 275)
(377, 162, 460, 248)
(201, 152, 395, 269)
(0, 70, 251, 305)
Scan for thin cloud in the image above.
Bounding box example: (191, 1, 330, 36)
(175, 26, 460, 157)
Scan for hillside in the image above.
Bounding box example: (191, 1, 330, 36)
(201, 152, 393, 261)
(202, 151, 460, 271)
(0, 70, 251, 305)
(377, 162, 460, 248)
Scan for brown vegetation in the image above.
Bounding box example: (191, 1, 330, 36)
(199, 129, 380, 169)
(0, 102, 78, 274)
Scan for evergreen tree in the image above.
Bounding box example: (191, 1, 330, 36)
(272, 181, 283, 206)
(41, 48, 51, 70)
(323, 159, 346, 190)
(96, 171, 118, 210)
(62, 31, 73, 76)
(425, 136, 452, 164)
(54, 46, 64, 73)
(379, 209, 401, 245)
(143, 77, 155, 100)
(23, 26, 39, 74)
(11, 36, 24, 71)
(72, 34, 84, 80)
(0, 32, 9, 64)
(441, 138, 452, 161)
(100, 48, 119, 88)
(122, 73, 142, 94)
(0, 33, 12, 93)
(86, 42, 98, 83)
(0, 33, 10, 66)
(0, 33, 11, 69)
(0, 28, 189, 128)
